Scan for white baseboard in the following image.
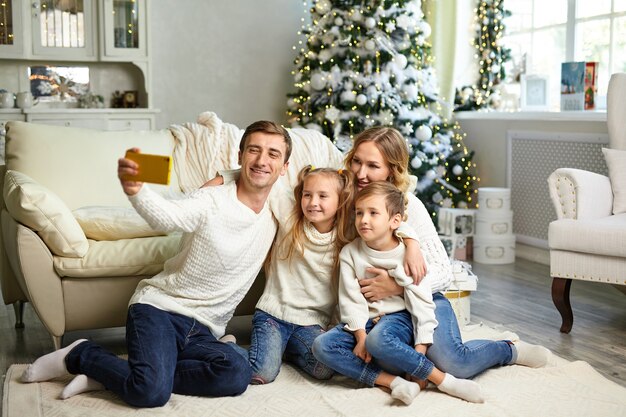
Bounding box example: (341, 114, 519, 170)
(516, 242, 549, 266)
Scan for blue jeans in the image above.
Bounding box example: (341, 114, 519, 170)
(426, 293, 514, 378)
(65, 303, 252, 408)
(312, 311, 435, 386)
(248, 309, 334, 383)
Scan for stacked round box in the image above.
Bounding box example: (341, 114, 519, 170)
(473, 187, 516, 264)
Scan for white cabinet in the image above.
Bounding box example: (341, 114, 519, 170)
(30, 0, 97, 61)
(0, 0, 24, 58)
(99, 0, 147, 60)
(24, 109, 158, 131)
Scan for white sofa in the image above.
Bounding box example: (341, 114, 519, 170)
(547, 73, 626, 333)
(0, 116, 343, 348)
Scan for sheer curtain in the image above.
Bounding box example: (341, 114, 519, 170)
(424, 0, 475, 118)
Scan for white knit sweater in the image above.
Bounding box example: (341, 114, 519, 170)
(256, 185, 338, 328)
(405, 193, 452, 293)
(127, 182, 277, 338)
(338, 238, 438, 345)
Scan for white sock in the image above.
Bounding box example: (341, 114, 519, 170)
(60, 374, 104, 399)
(389, 376, 421, 405)
(21, 339, 87, 383)
(513, 341, 551, 368)
(437, 373, 484, 403)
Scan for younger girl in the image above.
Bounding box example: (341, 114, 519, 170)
(313, 182, 484, 405)
(247, 165, 355, 384)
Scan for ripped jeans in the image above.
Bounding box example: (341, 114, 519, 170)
(247, 309, 334, 384)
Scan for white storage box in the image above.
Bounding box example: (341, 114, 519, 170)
(478, 187, 511, 211)
(473, 235, 516, 264)
(444, 261, 478, 326)
(475, 210, 513, 236)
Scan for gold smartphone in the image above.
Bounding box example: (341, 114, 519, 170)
(123, 150, 172, 185)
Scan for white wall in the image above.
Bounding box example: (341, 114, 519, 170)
(150, 1, 307, 129)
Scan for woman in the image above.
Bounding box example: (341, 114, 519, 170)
(345, 126, 551, 379)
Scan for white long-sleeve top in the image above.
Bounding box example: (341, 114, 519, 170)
(405, 193, 452, 293)
(338, 238, 438, 345)
(127, 182, 277, 338)
(255, 183, 338, 328)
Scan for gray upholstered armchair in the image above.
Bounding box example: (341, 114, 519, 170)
(547, 73, 626, 333)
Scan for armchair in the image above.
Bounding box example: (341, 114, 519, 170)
(547, 73, 626, 333)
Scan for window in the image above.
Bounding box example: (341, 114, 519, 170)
(504, 0, 626, 109)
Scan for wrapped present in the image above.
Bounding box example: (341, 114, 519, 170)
(438, 208, 477, 236)
(444, 261, 478, 326)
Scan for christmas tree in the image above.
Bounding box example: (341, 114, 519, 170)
(455, 0, 512, 111)
(286, 0, 478, 217)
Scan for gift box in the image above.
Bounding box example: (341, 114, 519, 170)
(444, 261, 478, 326)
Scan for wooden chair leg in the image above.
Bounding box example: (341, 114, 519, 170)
(13, 300, 25, 329)
(552, 277, 573, 333)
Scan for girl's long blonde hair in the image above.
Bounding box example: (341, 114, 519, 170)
(277, 165, 355, 271)
(343, 126, 411, 193)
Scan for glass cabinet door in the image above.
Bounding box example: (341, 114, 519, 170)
(0, 0, 24, 58)
(31, 0, 96, 60)
(101, 0, 146, 59)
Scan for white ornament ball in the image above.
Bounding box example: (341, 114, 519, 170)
(340, 90, 356, 103)
(415, 125, 433, 142)
(432, 192, 443, 203)
(491, 64, 501, 73)
(426, 169, 437, 180)
(364, 39, 376, 51)
(334, 17, 344, 26)
(395, 54, 408, 69)
(364, 17, 376, 29)
(310, 73, 326, 90)
(418, 21, 432, 38)
(315, 0, 331, 15)
(411, 156, 422, 169)
(457, 201, 468, 209)
(318, 49, 332, 62)
(415, 36, 425, 46)
(452, 165, 464, 176)
(287, 98, 296, 109)
(356, 94, 368, 106)
(351, 9, 362, 22)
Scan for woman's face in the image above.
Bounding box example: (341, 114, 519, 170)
(350, 141, 392, 191)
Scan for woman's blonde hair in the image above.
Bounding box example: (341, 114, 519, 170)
(277, 165, 355, 271)
(355, 182, 408, 222)
(343, 126, 411, 193)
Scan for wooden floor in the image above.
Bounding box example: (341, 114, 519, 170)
(1, 257, 625, 414)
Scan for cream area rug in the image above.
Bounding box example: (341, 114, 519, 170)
(3, 324, 626, 417)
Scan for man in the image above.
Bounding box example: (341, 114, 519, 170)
(21, 121, 292, 408)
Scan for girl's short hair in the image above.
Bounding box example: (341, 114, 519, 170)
(355, 182, 407, 221)
(344, 126, 411, 193)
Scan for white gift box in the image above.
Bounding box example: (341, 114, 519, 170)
(473, 234, 516, 264)
(477, 187, 511, 212)
(438, 208, 476, 236)
(444, 261, 478, 326)
(475, 209, 513, 236)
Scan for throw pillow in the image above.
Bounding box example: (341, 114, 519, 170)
(602, 148, 626, 214)
(3, 170, 89, 257)
(72, 206, 166, 241)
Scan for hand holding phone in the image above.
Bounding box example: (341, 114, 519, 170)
(120, 150, 172, 188)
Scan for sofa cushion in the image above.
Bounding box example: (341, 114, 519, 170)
(603, 148, 626, 214)
(73, 206, 166, 241)
(53, 233, 181, 278)
(548, 214, 626, 258)
(3, 170, 89, 257)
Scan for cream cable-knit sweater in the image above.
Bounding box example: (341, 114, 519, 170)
(127, 182, 277, 338)
(256, 187, 338, 327)
(338, 239, 438, 345)
(405, 193, 452, 293)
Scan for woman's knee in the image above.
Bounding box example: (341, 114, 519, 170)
(311, 333, 333, 362)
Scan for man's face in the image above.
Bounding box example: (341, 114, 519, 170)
(238, 132, 289, 192)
